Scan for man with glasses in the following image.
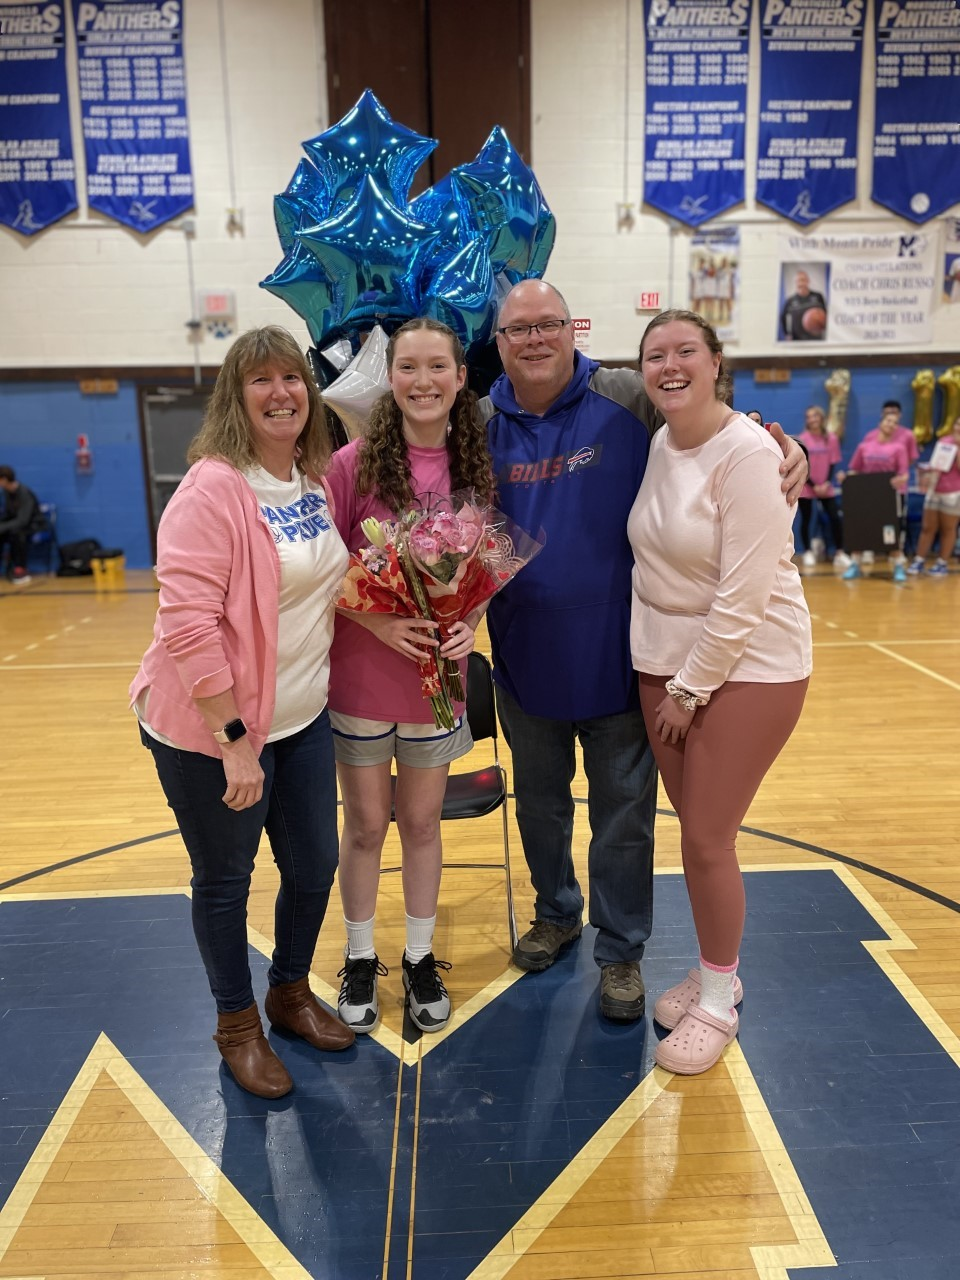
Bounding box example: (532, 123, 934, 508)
(481, 279, 807, 1022)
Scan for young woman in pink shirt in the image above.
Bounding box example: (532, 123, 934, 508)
(324, 318, 494, 1035)
(628, 310, 812, 1075)
(837, 411, 911, 582)
(909, 416, 960, 575)
(131, 326, 354, 1098)
(796, 404, 847, 569)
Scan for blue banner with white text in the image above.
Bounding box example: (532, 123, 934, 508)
(872, 0, 960, 223)
(71, 0, 193, 231)
(643, 0, 750, 227)
(0, 1, 78, 235)
(756, 0, 864, 224)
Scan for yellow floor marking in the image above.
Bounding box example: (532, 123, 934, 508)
(0, 1034, 312, 1279)
(727, 1046, 836, 1280)
(416, 965, 527, 1060)
(1, 888, 189, 903)
(406, 1038, 425, 1280)
(383, 1040, 411, 1279)
(464, 1069, 668, 1280)
(868, 642, 960, 692)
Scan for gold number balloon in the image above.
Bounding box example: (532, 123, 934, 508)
(824, 368, 850, 440)
(937, 366, 960, 437)
(911, 369, 936, 446)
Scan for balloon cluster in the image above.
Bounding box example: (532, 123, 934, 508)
(260, 89, 555, 379)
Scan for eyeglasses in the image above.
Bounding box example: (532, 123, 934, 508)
(496, 319, 570, 344)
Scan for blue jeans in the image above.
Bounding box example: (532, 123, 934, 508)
(140, 710, 339, 1012)
(495, 686, 656, 966)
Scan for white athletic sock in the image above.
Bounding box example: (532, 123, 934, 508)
(699, 955, 739, 1023)
(404, 913, 436, 964)
(344, 915, 376, 960)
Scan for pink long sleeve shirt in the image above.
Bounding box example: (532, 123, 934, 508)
(628, 413, 812, 697)
(130, 458, 286, 756)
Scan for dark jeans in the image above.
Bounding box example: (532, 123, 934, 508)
(798, 496, 844, 554)
(495, 685, 656, 966)
(0, 529, 28, 574)
(140, 710, 339, 1012)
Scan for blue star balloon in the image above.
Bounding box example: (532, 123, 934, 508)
(302, 89, 436, 211)
(260, 243, 340, 348)
(450, 126, 554, 280)
(273, 157, 331, 255)
(421, 236, 496, 349)
(409, 174, 461, 255)
(297, 174, 439, 334)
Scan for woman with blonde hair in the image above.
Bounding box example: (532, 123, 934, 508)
(131, 325, 354, 1098)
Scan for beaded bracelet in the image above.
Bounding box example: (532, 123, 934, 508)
(665, 678, 710, 712)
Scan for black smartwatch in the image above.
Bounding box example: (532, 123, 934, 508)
(213, 718, 247, 745)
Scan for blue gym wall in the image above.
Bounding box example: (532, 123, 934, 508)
(0, 380, 153, 569)
(1, 362, 954, 572)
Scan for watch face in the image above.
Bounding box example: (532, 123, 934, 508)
(219, 719, 246, 742)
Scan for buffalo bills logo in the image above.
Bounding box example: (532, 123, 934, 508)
(567, 447, 595, 473)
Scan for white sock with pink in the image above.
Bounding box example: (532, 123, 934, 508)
(698, 955, 739, 1023)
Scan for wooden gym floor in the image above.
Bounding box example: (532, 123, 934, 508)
(1, 564, 959, 1280)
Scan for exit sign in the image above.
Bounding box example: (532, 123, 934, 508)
(636, 292, 662, 311)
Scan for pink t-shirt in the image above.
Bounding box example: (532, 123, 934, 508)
(863, 422, 919, 466)
(324, 438, 467, 723)
(848, 437, 910, 477)
(798, 430, 842, 498)
(930, 439, 960, 494)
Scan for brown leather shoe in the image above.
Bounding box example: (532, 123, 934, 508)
(265, 976, 356, 1051)
(213, 1004, 292, 1098)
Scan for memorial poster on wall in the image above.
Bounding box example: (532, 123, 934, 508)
(642, 0, 749, 226)
(943, 218, 960, 304)
(0, 1, 77, 235)
(777, 230, 938, 344)
(689, 226, 740, 340)
(872, 0, 960, 223)
(71, 0, 193, 231)
(756, 0, 864, 224)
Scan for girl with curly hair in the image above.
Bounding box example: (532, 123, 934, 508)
(324, 317, 495, 1035)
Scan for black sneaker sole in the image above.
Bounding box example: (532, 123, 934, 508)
(512, 924, 583, 972)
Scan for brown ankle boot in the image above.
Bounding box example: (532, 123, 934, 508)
(265, 976, 356, 1051)
(213, 1004, 293, 1098)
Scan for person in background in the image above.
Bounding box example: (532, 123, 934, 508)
(780, 270, 827, 341)
(629, 309, 812, 1074)
(861, 400, 919, 569)
(481, 280, 808, 1025)
(837, 410, 911, 583)
(324, 318, 493, 1036)
(908, 416, 960, 576)
(796, 405, 849, 573)
(131, 326, 354, 1099)
(745, 410, 764, 426)
(0, 465, 40, 585)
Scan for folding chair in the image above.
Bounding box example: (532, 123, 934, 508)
(30, 503, 59, 574)
(387, 651, 519, 951)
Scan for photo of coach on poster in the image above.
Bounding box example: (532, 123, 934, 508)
(779, 263, 828, 342)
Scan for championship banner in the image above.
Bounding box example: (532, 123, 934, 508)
(71, 0, 194, 231)
(689, 225, 740, 340)
(756, 0, 863, 224)
(643, 0, 750, 226)
(0, 1, 77, 235)
(777, 230, 937, 345)
(872, 0, 960, 223)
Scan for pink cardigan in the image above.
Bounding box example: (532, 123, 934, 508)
(130, 457, 282, 757)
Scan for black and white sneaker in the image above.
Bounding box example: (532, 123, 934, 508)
(401, 952, 452, 1033)
(337, 953, 387, 1033)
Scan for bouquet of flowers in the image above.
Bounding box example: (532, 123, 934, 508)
(337, 491, 544, 729)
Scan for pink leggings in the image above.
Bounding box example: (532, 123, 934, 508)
(638, 675, 809, 966)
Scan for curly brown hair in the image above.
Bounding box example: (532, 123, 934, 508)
(638, 308, 734, 408)
(187, 326, 329, 476)
(356, 318, 494, 512)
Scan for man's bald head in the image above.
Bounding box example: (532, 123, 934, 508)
(495, 280, 577, 416)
